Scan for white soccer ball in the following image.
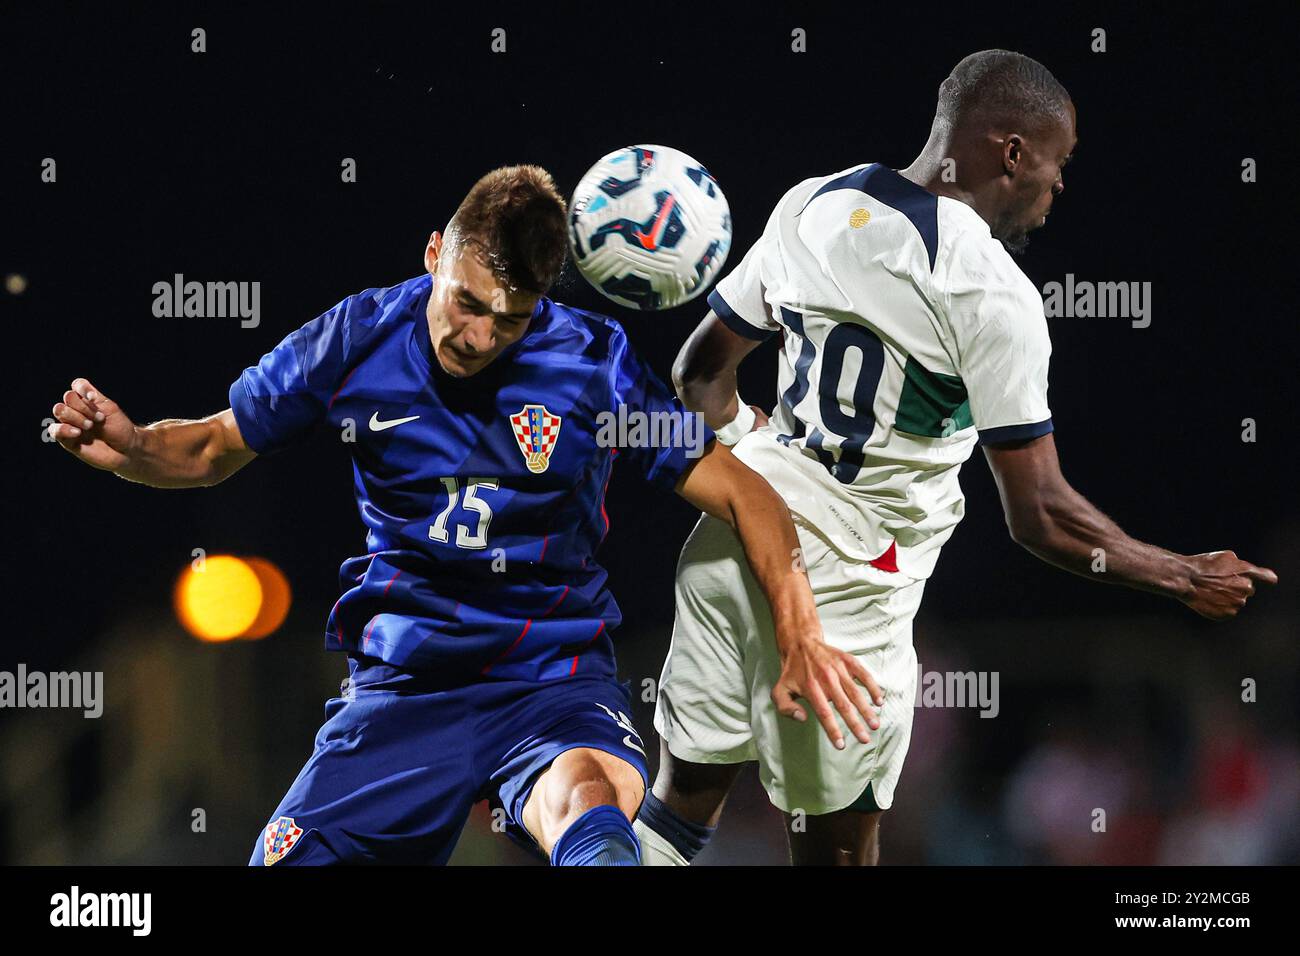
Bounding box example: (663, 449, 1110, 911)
(568, 145, 732, 311)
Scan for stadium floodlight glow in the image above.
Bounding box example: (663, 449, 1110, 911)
(173, 555, 291, 642)
(241, 557, 292, 639)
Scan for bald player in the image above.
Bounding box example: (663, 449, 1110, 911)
(635, 50, 1277, 866)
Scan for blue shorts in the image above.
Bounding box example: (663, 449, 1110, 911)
(249, 657, 649, 865)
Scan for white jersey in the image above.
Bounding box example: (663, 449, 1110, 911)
(711, 163, 1053, 580)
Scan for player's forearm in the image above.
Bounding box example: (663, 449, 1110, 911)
(118, 417, 236, 488)
(678, 444, 822, 650)
(723, 473, 823, 653)
(1010, 483, 1194, 600)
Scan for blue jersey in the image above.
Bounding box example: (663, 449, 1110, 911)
(229, 274, 712, 683)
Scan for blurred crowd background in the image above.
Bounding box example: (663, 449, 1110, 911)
(3, 6, 1295, 864)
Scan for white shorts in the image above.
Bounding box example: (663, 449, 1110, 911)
(653, 512, 925, 815)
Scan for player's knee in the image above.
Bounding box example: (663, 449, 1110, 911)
(543, 770, 615, 825)
(539, 749, 642, 832)
(791, 808, 884, 866)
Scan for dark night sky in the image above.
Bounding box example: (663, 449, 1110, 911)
(3, 4, 1295, 667)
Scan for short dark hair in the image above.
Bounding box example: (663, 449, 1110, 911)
(445, 165, 568, 295)
(937, 50, 1071, 134)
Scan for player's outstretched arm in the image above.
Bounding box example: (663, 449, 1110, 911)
(48, 378, 256, 488)
(984, 432, 1277, 620)
(677, 441, 883, 750)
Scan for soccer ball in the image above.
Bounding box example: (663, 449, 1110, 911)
(568, 145, 731, 311)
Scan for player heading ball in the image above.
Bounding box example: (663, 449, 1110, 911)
(47, 164, 881, 865)
(637, 50, 1278, 868)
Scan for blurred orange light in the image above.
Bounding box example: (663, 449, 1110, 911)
(241, 557, 292, 639)
(174, 555, 291, 642)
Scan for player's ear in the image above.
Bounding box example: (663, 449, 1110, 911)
(424, 231, 443, 276)
(1003, 134, 1024, 174)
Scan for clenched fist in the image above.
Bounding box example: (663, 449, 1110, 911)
(1180, 550, 1278, 620)
(48, 378, 138, 473)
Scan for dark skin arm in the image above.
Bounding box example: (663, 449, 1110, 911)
(673, 311, 769, 430)
(677, 312, 1278, 622)
(984, 433, 1277, 619)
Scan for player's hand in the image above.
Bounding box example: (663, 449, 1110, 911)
(749, 405, 769, 430)
(48, 378, 139, 473)
(1180, 550, 1278, 620)
(771, 637, 883, 750)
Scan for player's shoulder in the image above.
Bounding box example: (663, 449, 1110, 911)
(783, 162, 880, 220)
(936, 202, 1039, 305)
(793, 163, 938, 264)
(284, 274, 426, 374)
(340, 273, 431, 330)
(537, 297, 631, 363)
(306, 273, 429, 364)
(777, 166, 865, 213)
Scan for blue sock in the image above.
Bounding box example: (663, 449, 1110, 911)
(550, 805, 640, 866)
(637, 790, 715, 862)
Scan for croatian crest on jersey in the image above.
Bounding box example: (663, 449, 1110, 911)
(263, 816, 304, 865)
(510, 404, 562, 473)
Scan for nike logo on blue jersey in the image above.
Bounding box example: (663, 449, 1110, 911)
(369, 412, 420, 431)
(228, 273, 709, 680)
